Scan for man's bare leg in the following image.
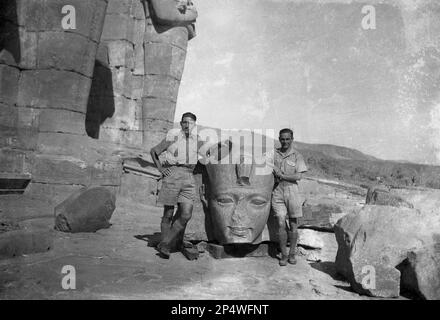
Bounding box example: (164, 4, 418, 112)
(287, 217, 299, 265)
(160, 205, 175, 240)
(157, 205, 175, 258)
(161, 202, 193, 252)
(277, 216, 289, 266)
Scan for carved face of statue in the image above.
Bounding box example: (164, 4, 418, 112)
(205, 161, 274, 245)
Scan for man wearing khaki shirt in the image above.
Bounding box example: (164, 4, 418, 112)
(271, 128, 308, 266)
(150, 112, 203, 259)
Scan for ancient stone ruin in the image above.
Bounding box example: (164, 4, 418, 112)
(1, 0, 439, 301)
(1, 0, 197, 253)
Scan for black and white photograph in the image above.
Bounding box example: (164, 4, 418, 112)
(1, 0, 440, 307)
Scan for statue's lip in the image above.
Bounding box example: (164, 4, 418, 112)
(228, 226, 251, 236)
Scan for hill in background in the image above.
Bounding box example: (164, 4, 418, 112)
(173, 124, 440, 189)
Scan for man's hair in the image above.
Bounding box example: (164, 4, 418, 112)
(181, 112, 197, 122)
(279, 128, 293, 138)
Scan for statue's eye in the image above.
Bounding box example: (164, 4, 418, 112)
(216, 197, 234, 205)
(250, 198, 267, 206)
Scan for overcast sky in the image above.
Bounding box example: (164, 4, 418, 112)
(175, 0, 440, 165)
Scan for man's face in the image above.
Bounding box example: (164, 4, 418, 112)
(180, 116, 196, 135)
(279, 132, 293, 150)
(208, 187, 271, 244)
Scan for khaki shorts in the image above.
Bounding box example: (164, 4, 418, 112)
(271, 182, 303, 219)
(157, 167, 196, 206)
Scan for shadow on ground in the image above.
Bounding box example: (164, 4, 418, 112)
(310, 261, 346, 281)
(134, 233, 161, 247)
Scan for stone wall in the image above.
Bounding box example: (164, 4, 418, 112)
(0, 0, 125, 221)
(86, 0, 191, 151)
(1, 0, 108, 182)
(1, 0, 197, 222)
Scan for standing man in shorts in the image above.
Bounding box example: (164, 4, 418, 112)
(271, 128, 308, 266)
(150, 112, 202, 259)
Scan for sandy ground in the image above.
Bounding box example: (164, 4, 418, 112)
(0, 199, 385, 300)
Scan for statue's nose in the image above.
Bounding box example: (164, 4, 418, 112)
(231, 200, 250, 226)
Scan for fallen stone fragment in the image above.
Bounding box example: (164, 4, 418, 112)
(0, 228, 53, 259)
(334, 205, 440, 299)
(298, 229, 325, 249)
(180, 244, 199, 261)
(54, 187, 116, 233)
(399, 244, 440, 300)
(299, 203, 343, 230)
(390, 188, 440, 214)
(366, 187, 413, 208)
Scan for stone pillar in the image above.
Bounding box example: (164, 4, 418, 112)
(0, 0, 108, 180)
(86, 0, 145, 146)
(141, 21, 190, 150)
(88, 0, 194, 150)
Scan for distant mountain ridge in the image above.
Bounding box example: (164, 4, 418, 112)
(172, 123, 440, 189)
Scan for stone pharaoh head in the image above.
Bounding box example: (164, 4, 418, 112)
(203, 142, 274, 245)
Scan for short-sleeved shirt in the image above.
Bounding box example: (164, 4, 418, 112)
(151, 128, 205, 171)
(273, 146, 308, 184)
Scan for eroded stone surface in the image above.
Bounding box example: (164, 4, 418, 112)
(54, 187, 116, 233)
(335, 205, 440, 298)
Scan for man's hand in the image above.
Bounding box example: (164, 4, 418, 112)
(273, 167, 283, 179)
(160, 167, 173, 177)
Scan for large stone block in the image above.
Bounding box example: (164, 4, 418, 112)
(145, 22, 189, 50)
(399, 245, 440, 300)
(99, 127, 143, 146)
(111, 67, 143, 99)
(32, 154, 122, 186)
(18, 28, 38, 69)
(25, 182, 84, 206)
(37, 31, 97, 77)
(133, 43, 145, 75)
(119, 172, 158, 205)
(32, 154, 89, 185)
(132, 18, 145, 45)
(0, 228, 53, 259)
(54, 187, 116, 233)
(144, 42, 187, 79)
(16, 0, 108, 42)
(366, 186, 413, 208)
(143, 74, 180, 102)
(141, 97, 176, 122)
(17, 70, 91, 113)
(0, 64, 19, 105)
(107, 40, 134, 68)
(37, 132, 94, 158)
(89, 158, 123, 187)
(0, 195, 53, 221)
(335, 205, 440, 298)
(0, 149, 32, 175)
(38, 109, 86, 135)
(107, 0, 133, 15)
(132, 0, 146, 20)
(142, 118, 173, 149)
(100, 96, 140, 130)
(0, 23, 37, 68)
(0, 106, 39, 150)
(0, 105, 18, 143)
(101, 13, 135, 43)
